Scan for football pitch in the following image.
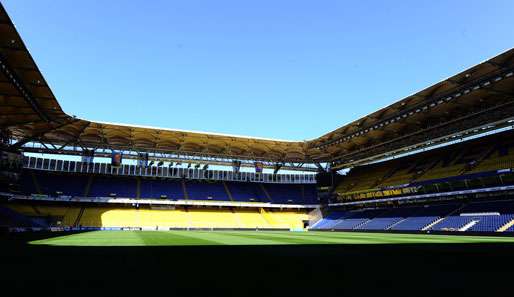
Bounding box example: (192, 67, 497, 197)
(29, 230, 514, 246)
(6, 230, 514, 296)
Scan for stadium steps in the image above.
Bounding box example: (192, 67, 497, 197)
(307, 207, 323, 228)
(410, 159, 439, 182)
(422, 217, 446, 231)
(386, 218, 407, 230)
(259, 184, 273, 203)
(459, 145, 497, 175)
(374, 166, 400, 188)
(459, 220, 479, 231)
(74, 207, 85, 227)
(84, 175, 94, 197)
(259, 208, 276, 226)
(231, 209, 243, 228)
(222, 181, 234, 202)
(424, 204, 466, 231)
(352, 219, 373, 230)
(181, 180, 189, 200)
(30, 171, 42, 194)
(416, 150, 464, 181)
(497, 218, 514, 232)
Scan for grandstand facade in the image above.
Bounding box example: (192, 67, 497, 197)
(1, 3, 514, 234)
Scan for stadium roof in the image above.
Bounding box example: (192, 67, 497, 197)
(1, 4, 514, 168)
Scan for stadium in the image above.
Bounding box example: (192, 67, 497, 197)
(1, 2, 514, 296)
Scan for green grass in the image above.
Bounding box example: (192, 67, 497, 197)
(29, 230, 514, 246)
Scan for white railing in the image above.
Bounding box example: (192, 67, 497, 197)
(23, 156, 317, 184)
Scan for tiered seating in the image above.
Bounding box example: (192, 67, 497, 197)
(264, 184, 302, 204)
(470, 139, 514, 173)
(357, 207, 411, 230)
(226, 181, 267, 202)
(430, 200, 514, 232)
(0, 203, 309, 229)
(303, 184, 319, 204)
(391, 216, 438, 231)
(313, 200, 514, 233)
(415, 151, 464, 182)
(185, 180, 230, 201)
(0, 205, 41, 227)
(429, 216, 474, 231)
(264, 184, 318, 204)
(34, 171, 88, 196)
(356, 217, 403, 230)
(332, 218, 368, 230)
(77, 206, 308, 229)
(140, 178, 184, 199)
(336, 164, 390, 193)
(335, 129, 514, 198)
(7, 204, 81, 227)
(34, 205, 81, 226)
(312, 211, 347, 229)
(89, 176, 137, 198)
(429, 200, 514, 232)
(14, 170, 317, 205)
(235, 210, 270, 228)
(188, 209, 238, 228)
(468, 215, 514, 232)
(390, 204, 458, 231)
(328, 209, 384, 230)
(265, 210, 309, 229)
(470, 153, 514, 173)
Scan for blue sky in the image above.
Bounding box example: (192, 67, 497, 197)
(3, 0, 514, 141)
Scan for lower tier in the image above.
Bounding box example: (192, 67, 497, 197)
(2, 203, 310, 230)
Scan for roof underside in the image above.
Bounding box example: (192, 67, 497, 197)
(0, 4, 513, 167)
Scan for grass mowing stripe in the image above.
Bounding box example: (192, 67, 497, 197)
(199, 231, 319, 245)
(223, 231, 448, 244)
(216, 231, 370, 244)
(31, 231, 146, 246)
(134, 231, 223, 246)
(177, 231, 287, 245)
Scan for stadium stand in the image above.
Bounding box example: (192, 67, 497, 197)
(88, 175, 138, 198)
(139, 178, 185, 199)
(313, 199, 514, 233)
(390, 204, 458, 231)
(0, 205, 42, 228)
(1, 202, 309, 230)
(335, 129, 514, 201)
(10, 169, 317, 204)
(264, 183, 318, 204)
(1, 2, 514, 238)
(185, 180, 230, 201)
(225, 181, 268, 202)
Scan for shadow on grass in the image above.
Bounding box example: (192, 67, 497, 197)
(1, 232, 514, 297)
